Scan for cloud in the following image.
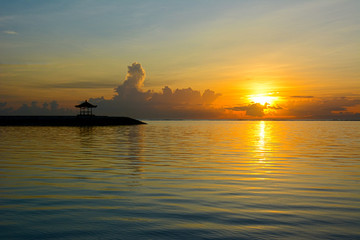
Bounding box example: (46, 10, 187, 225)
(3, 61, 359, 120)
(45, 81, 117, 89)
(0, 102, 13, 115)
(0, 62, 226, 119)
(290, 96, 314, 98)
(90, 62, 224, 119)
(273, 97, 360, 119)
(227, 96, 360, 119)
(3, 30, 18, 35)
(0, 101, 74, 116)
(119, 62, 145, 90)
(228, 103, 267, 117)
(267, 105, 283, 110)
(150, 87, 221, 106)
(0, 102, 7, 108)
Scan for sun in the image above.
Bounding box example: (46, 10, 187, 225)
(250, 94, 277, 105)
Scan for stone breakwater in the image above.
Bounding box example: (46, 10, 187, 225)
(0, 116, 146, 126)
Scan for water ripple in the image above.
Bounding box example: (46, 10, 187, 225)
(1, 121, 360, 239)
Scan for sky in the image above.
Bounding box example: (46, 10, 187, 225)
(0, 0, 359, 119)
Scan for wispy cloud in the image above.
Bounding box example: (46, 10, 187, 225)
(3, 30, 18, 35)
(0, 16, 15, 23)
(45, 81, 118, 89)
(290, 96, 314, 99)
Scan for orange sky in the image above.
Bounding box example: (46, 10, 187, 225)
(1, 1, 359, 119)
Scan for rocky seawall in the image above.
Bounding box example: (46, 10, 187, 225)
(0, 116, 146, 126)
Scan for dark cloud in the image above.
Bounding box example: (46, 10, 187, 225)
(0, 101, 74, 115)
(277, 97, 360, 119)
(228, 103, 267, 117)
(150, 87, 221, 106)
(0, 102, 13, 115)
(0, 102, 7, 108)
(227, 96, 360, 119)
(267, 105, 283, 110)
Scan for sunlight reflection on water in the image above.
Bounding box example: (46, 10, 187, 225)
(0, 121, 360, 239)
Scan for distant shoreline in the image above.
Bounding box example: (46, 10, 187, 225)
(143, 119, 360, 121)
(0, 116, 146, 126)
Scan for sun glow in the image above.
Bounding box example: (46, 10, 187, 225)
(250, 95, 277, 105)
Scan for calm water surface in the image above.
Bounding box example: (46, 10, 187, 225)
(1, 121, 359, 239)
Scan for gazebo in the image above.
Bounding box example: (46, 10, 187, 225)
(75, 100, 97, 116)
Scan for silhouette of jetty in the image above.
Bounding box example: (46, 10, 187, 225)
(0, 100, 145, 126)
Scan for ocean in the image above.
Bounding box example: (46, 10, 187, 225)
(1, 121, 359, 239)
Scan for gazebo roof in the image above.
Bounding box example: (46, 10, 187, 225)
(75, 100, 97, 108)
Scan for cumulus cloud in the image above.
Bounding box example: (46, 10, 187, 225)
(89, 62, 224, 119)
(150, 87, 221, 106)
(1, 62, 225, 119)
(118, 62, 145, 90)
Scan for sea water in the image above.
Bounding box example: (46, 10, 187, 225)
(1, 121, 359, 239)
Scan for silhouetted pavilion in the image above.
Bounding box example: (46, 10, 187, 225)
(75, 100, 97, 116)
